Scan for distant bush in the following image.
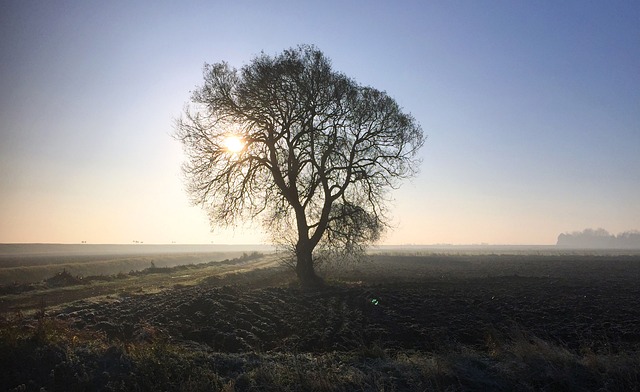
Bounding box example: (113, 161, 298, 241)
(0, 270, 88, 295)
(44, 269, 83, 288)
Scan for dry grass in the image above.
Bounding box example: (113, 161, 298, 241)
(2, 308, 639, 391)
(0, 253, 276, 314)
(0, 251, 251, 285)
(2, 253, 639, 391)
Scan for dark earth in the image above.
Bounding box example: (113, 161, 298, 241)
(56, 254, 640, 354)
(3, 253, 640, 391)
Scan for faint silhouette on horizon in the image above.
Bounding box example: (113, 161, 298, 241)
(557, 228, 640, 249)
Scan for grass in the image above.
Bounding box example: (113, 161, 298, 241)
(0, 252, 274, 314)
(2, 307, 639, 391)
(0, 251, 256, 285)
(2, 253, 639, 391)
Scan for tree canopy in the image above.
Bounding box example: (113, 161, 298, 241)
(175, 45, 424, 286)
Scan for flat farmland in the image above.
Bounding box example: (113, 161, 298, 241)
(2, 252, 640, 391)
(0, 244, 272, 285)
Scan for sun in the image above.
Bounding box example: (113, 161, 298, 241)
(223, 135, 244, 153)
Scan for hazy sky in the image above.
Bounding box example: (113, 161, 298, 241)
(1, 1, 638, 245)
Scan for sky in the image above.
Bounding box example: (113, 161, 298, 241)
(1, 1, 638, 245)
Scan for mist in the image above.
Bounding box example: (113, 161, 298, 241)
(557, 228, 640, 249)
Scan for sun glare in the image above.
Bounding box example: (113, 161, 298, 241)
(223, 135, 244, 153)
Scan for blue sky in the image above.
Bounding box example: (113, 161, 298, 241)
(1, 1, 638, 244)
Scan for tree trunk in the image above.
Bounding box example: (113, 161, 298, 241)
(295, 241, 323, 288)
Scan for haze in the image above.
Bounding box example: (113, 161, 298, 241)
(1, 1, 638, 245)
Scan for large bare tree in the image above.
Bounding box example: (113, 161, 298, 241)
(175, 45, 424, 286)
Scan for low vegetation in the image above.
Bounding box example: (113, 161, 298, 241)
(0, 250, 257, 286)
(0, 252, 265, 296)
(2, 309, 638, 391)
(1, 253, 639, 391)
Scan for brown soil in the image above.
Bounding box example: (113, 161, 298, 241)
(50, 254, 640, 354)
(3, 253, 640, 391)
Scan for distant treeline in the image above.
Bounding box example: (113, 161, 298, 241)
(557, 228, 640, 249)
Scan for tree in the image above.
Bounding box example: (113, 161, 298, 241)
(175, 45, 424, 286)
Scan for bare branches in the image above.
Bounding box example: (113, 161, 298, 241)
(174, 45, 424, 271)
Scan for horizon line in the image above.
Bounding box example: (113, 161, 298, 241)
(0, 242, 563, 247)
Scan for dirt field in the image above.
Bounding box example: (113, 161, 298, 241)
(45, 254, 640, 353)
(2, 253, 640, 391)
